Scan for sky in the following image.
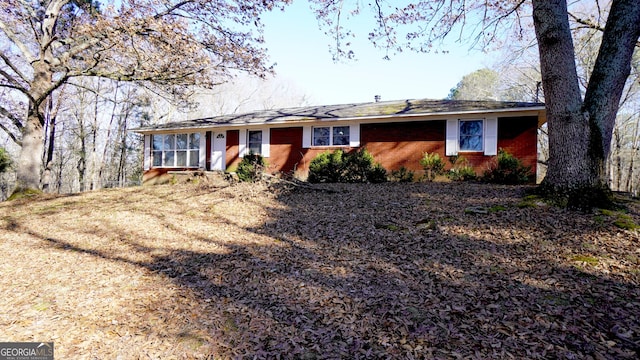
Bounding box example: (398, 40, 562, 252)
(259, 1, 499, 106)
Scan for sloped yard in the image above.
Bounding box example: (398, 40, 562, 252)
(0, 181, 638, 359)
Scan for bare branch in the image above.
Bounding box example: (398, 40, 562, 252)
(0, 52, 30, 84)
(569, 11, 640, 48)
(0, 102, 23, 128)
(0, 19, 36, 63)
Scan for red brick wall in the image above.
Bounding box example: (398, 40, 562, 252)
(497, 116, 538, 176)
(142, 168, 194, 185)
(269, 127, 356, 177)
(269, 127, 304, 173)
(361, 120, 446, 175)
(143, 116, 538, 182)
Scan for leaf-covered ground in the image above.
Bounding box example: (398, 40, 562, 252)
(0, 180, 638, 359)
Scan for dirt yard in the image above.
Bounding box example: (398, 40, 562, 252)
(0, 181, 638, 359)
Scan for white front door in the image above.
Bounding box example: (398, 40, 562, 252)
(211, 132, 226, 171)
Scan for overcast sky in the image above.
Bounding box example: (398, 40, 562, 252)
(260, 1, 500, 106)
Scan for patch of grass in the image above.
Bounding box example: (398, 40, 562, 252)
(613, 214, 639, 231)
(375, 223, 403, 231)
(488, 205, 507, 213)
(570, 254, 599, 266)
(517, 194, 541, 208)
(7, 188, 43, 201)
(597, 209, 639, 231)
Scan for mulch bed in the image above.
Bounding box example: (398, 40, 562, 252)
(0, 181, 638, 359)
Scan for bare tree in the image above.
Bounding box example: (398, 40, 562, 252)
(0, 0, 290, 193)
(310, 0, 640, 208)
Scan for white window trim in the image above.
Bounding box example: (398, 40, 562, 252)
(239, 128, 270, 157)
(446, 118, 498, 156)
(484, 117, 498, 156)
(151, 133, 202, 168)
(445, 119, 459, 156)
(143, 135, 151, 170)
(304, 124, 360, 148)
(458, 119, 485, 153)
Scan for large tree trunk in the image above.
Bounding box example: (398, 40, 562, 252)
(16, 62, 48, 191)
(16, 110, 45, 191)
(533, 0, 594, 187)
(533, 0, 640, 208)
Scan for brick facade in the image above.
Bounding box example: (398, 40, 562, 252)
(142, 116, 539, 184)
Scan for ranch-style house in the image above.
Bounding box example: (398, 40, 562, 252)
(133, 98, 546, 184)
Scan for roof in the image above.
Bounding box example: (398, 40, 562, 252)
(133, 98, 546, 133)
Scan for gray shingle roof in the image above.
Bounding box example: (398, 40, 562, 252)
(133, 98, 545, 133)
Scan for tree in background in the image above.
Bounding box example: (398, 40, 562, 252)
(447, 68, 501, 101)
(311, 0, 640, 208)
(0, 0, 290, 193)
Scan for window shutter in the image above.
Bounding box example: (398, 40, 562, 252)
(445, 119, 458, 156)
(199, 132, 206, 168)
(302, 126, 311, 148)
(262, 129, 270, 157)
(143, 135, 151, 170)
(484, 117, 498, 156)
(349, 124, 360, 147)
(239, 129, 247, 157)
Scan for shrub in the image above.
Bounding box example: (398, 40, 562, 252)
(420, 152, 445, 181)
(307, 150, 344, 183)
(482, 149, 532, 184)
(446, 156, 476, 181)
(448, 166, 477, 181)
(237, 152, 266, 182)
(308, 149, 387, 183)
(390, 166, 415, 182)
(368, 163, 389, 184)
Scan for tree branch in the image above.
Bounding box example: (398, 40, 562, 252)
(0, 20, 36, 63)
(569, 11, 640, 48)
(0, 52, 30, 84)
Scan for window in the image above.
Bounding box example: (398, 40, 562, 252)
(152, 133, 200, 167)
(459, 120, 483, 151)
(313, 126, 350, 146)
(248, 130, 262, 155)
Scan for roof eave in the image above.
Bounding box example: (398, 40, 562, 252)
(132, 105, 547, 134)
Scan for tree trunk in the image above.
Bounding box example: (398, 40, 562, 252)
(16, 111, 45, 191)
(533, 0, 640, 208)
(533, 0, 594, 187)
(15, 62, 50, 192)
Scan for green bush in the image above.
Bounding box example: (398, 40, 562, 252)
(390, 166, 415, 182)
(307, 150, 344, 183)
(448, 166, 477, 181)
(308, 149, 387, 183)
(482, 149, 532, 184)
(237, 152, 266, 182)
(368, 163, 389, 184)
(446, 156, 476, 181)
(0, 147, 11, 173)
(420, 152, 445, 181)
